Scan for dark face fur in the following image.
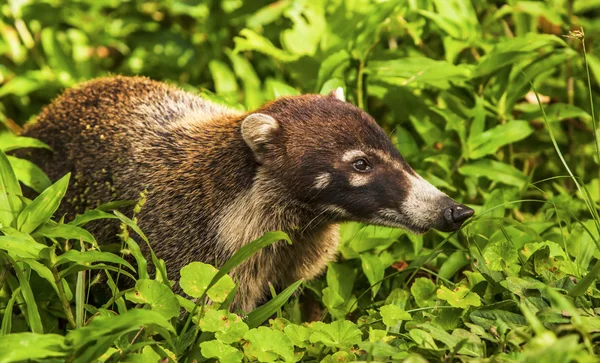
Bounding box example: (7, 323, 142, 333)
(241, 90, 473, 233)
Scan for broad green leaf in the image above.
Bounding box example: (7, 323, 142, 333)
(7, 156, 51, 193)
(17, 173, 70, 234)
(459, 160, 528, 188)
(198, 309, 248, 344)
(366, 58, 471, 90)
(409, 328, 438, 349)
(0, 135, 51, 152)
(473, 34, 565, 78)
(467, 121, 534, 159)
(33, 222, 96, 245)
(410, 278, 437, 308)
(265, 78, 300, 100)
(284, 324, 311, 348)
(121, 346, 162, 363)
(245, 279, 302, 329)
(437, 286, 481, 308)
(0, 333, 67, 362)
(125, 279, 180, 320)
(199, 340, 243, 363)
(226, 49, 262, 109)
(179, 262, 235, 303)
(360, 252, 384, 298)
(209, 60, 238, 98)
(316, 50, 351, 89)
(380, 304, 412, 328)
(243, 326, 295, 362)
(469, 309, 527, 329)
(0, 149, 22, 228)
(55, 250, 134, 271)
(309, 320, 362, 349)
(483, 240, 520, 272)
(0, 235, 49, 260)
(234, 29, 299, 62)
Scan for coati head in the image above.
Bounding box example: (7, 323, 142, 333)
(241, 89, 473, 233)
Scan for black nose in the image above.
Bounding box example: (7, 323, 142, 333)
(443, 204, 474, 230)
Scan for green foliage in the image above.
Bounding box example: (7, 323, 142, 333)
(2, 0, 600, 361)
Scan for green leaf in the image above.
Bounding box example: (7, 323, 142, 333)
(483, 240, 520, 272)
(0, 333, 67, 362)
(55, 250, 134, 270)
(265, 78, 300, 100)
(66, 309, 175, 362)
(309, 320, 362, 349)
(199, 340, 243, 363)
(125, 279, 180, 320)
(360, 252, 385, 298)
(245, 279, 302, 329)
(467, 121, 534, 159)
(283, 324, 311, 348)
(69, 209, 119, 227)
(0, 149, 23, 228)
(0, 234, 49, 260)
(201, 231, 290, 303)
(472, 34, 565, 78)
(410, 278, 438, 308)
(34, 222, 96, 245)
(459, 160, 528, 188)
(243, 326, 295, 362)
(209, 60, 238, 98)
(179, 262, 235, 303)
(7, 156, 51, 193)
(0, 134, 51, 152)
(469, 309, 527, 329)
(198, 309, 248, 344)
(366, 58, 471, 90)
(17, 173, 70, 234)
(380, 304, 412, 328)
(437, 286, 482, 308)
(233, 29, 299, 62)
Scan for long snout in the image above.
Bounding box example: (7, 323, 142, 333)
(400, 172, 474, 233)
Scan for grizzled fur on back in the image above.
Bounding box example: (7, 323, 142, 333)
(21, 76, 473, 311)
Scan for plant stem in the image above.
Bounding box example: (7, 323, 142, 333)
(357, 59, 365, 110)
(53, 267, 76, 329)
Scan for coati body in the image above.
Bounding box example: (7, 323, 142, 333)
(21, 76, 473, 311)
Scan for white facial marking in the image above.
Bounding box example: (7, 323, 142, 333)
(401, 172, 447, 230)
(348, 173, 373, 187)
(313, 172, 332, 189)
(372, 150, 403, 171)
(334, 87, 345, 102)
(342, 149, 366, 163)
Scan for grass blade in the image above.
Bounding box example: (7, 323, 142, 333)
(245, 279, 303, 329)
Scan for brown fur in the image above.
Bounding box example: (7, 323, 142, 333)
(20, 76, 341, 311)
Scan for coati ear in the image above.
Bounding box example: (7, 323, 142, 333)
(241, 113, 279, 163)
(328, 87, 345, 102)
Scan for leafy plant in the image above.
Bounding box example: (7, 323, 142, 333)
(2, 0, 600, 361)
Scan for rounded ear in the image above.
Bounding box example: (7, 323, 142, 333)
(241, 113, 279, 163)
(328, 87, 345, 102)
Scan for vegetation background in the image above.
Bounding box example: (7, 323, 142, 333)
(1, 0, 600, 361)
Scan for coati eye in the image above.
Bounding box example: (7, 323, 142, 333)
(352, 158, 371, 172)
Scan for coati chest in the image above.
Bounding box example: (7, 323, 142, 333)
(21, 76, 473, 311)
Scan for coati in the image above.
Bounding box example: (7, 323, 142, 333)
(20, 76, 474, 311)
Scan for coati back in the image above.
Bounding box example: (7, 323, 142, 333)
(21, 76, 473, 311)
